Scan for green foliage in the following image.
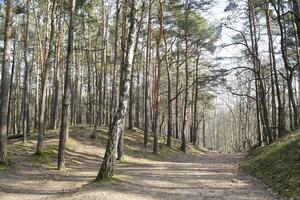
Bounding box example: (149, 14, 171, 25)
(14, 4, 24, 15)
(166, 0, 219, 50)
(241, 131, 300, 199)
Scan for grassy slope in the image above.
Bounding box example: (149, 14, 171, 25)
(241, 130, 300, 199)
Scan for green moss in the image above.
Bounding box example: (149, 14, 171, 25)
(31, 146, 57, 165)
(241, 131, 300, 199)
(93, 176, 121, 185)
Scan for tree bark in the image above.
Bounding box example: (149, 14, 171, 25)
(117, 0, 129, 161)
(50, 0, 63, 130)
(7, 32, 17, 136)
(144, 0, 153, 147)
(95, 0, 138, 180)
(0, 0, 13, 163)
(58, 0, 76, 171)
(153, 0, 164, 155)
(22, 0, 31, 143)
(181, 1, 189, 152)
(36, 0, 56, 153)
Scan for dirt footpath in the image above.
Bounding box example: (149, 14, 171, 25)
(0, 127, 280, 200)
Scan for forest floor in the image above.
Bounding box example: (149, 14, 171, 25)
(0, 126, 281, 200)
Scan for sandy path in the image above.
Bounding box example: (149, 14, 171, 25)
(0, 127, 280, 200)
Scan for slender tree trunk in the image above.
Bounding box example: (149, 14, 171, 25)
(58, 0, 76, 171)
(163, 25, 172, 147)
(117, 0, 129, 161)
(7, 32, 17, 136)
(274, 0, 299, 129)
(202, 113, 206, 148)
(110, 0, 121, 127)
(93, 1, 106, 138)
(181, 1, 189, 152)
(144, 0, 153, 147)
(22, 0, 31, 143)
(153, 0, 164, 155)
(264, 0, 285, 137)
(135, 56, 141, 128)
(192, 55, 200, 146)
(175, 40, 180, 139)
(248, 0, 271, 144)
(36, 0, 56, 153)
(128, 2, 145, 130)
(166, 63, 172, 147)
(95, 0, 137, 180)
(50, 0, 63, 130)
(0, 0, 13, 163)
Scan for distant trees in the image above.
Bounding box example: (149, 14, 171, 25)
(215, 0, 300, 152)
(0, 0, 218, 163)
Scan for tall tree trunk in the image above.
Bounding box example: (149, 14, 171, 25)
(153, 0, 164, 155)
(202, 113, 206, 148)
(110, 0, 121, 127)
(192, 55, 200, 146)
(273, 0, 299, 129)
(0, 0, 13, 163)
(7, 32, 17, 136)
(50, 0, 63, 130)
(36, 0, 56, 153)
(22, 0, 31, 143)
(181, 1, 189, 152)
(93, 0, 106, 138)
(135, 56, 141, 128)
(264, 0, 285, 137)
(117, 0, 129, 161)
(248, 0, 271, 144)
(58, 0, 76, 171)
(128, 2, 145, 130)
(163, 24, 172, 147)
(175, 40, 180, 139)
(95, 0, 137, 180)
(144, 0, 153, 147)
(166, 62, 172, 147)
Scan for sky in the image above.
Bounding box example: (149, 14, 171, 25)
(208, 0, 242, 59)
(205, 0, 247, 110)
(209, 0, 229, 21)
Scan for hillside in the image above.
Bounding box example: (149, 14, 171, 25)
(241, 130, 300, 199)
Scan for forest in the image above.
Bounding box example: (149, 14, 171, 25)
(0, 0, 300, 199)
